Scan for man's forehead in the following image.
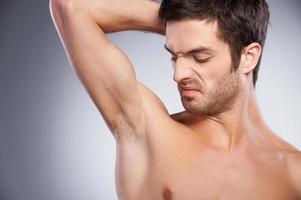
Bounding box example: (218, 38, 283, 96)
(166, 18, 219, 34)
(165, 19, 221, 54)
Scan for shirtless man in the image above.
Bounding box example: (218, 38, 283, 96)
(49, 0, 301, 199)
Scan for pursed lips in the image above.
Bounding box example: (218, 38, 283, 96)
(180, 87, 201, 96)
(182, 88, 199, 91)
(181, 87, 200, 91)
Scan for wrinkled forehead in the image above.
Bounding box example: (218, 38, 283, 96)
(165, 19, 223, 53)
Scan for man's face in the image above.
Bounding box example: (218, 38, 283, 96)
(165, 19, 241, 116)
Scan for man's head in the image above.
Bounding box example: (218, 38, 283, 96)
(159, 0, 270, 115)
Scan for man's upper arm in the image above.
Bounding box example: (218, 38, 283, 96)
(50, 3, 166, 140)
(287, 151, 301, 195)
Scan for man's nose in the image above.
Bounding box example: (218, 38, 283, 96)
(173, 57, 193, 83)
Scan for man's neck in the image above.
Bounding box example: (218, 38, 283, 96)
(188, 88, 269, 152)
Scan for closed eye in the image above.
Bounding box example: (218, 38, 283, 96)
(194, 57, 211, 64)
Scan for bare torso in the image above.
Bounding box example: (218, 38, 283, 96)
(49, 0, 301, 198)
(115, 111, 301, 200)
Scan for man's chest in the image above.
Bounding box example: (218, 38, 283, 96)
(151, 162, 296, 200)
(116, 131, 299, 200)
(145, 143, 298, 200)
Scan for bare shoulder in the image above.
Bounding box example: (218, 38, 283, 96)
(286, 149, 301, 195)
(265, 133, 301, 196)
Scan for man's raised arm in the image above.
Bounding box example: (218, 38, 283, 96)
(49, 0, 166, 141)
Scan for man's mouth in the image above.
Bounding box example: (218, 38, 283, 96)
(180, 87, 200, 96)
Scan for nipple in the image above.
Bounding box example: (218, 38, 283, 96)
(162, 186, 173, 200)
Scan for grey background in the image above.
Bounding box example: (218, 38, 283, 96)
(0, 0, 300, 199)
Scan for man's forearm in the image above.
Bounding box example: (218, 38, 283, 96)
(88, 0, 165, 35)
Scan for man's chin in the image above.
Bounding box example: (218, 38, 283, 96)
(182, 100, 205, 114)
(182, 100, 223, 116)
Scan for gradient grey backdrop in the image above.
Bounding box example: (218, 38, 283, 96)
(0, 0, 300, 199)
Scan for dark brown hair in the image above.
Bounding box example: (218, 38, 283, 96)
(159, 0, 270, 87)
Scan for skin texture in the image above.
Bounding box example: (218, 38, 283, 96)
(49, 0, 301, 199)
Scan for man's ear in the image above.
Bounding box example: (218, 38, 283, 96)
(240, 42, 262, 74)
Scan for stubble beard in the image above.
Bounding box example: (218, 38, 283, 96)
(179, 71, 241, 116)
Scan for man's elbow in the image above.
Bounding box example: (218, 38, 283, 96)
(49, 0, 84, 19)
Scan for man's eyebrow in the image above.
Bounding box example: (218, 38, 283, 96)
(164, 44, 176, 55)
(164, 44, 215, 56)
